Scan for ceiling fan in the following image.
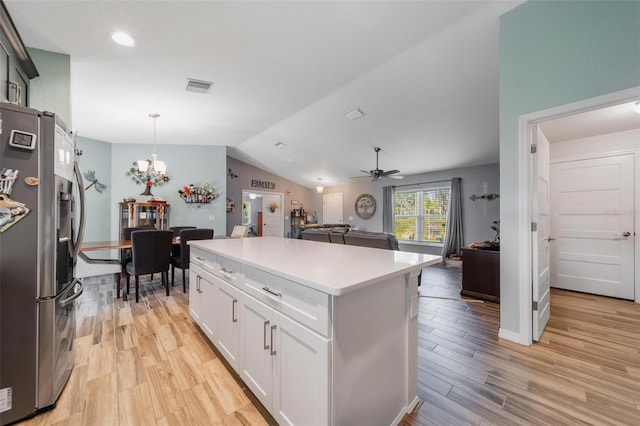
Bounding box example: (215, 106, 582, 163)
(360, 147, 403, 181)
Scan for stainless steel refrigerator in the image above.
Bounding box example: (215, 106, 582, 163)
(0, 103, 85, 425)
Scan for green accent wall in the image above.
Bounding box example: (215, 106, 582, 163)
(499, 0, 640, 336)
(26, 48, 71, 127)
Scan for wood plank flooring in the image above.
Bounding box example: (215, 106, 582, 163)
(15, 264, 640, 425)
(404, 264, 640, 426)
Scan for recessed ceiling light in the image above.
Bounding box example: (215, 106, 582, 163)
(345, 108, 366, 121)
(111, 32, 135, 47)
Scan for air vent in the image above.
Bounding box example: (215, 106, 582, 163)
(185, 79, 213, 94)
(345, 108, 365, 121)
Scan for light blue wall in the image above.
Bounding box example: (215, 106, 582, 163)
(499, 0, 640, 336)
(76, 137, 112, 241)
(110, 144, 227, 240)
(26, 48, 71, 127)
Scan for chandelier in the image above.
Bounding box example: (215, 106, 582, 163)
(127, 113, 170, 196)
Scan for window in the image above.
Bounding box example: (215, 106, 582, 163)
(393, 187, 450, 244)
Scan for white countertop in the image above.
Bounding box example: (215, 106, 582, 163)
(189, 237, 441, 295)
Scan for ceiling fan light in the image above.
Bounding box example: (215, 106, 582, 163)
(634, 101, 640, 113)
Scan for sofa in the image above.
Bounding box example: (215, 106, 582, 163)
(291, 223, 349, 239)
(300, 227, 399, 251)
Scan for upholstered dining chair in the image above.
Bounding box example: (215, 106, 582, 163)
(171, 228, 214, 292)
(118, 226, 154, 298)
(125, 230, 173, 302)
(169, 225, 196, 258)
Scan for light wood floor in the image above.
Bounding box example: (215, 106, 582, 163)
(404, 265, 640, 426)
(16, 266, 640, 426)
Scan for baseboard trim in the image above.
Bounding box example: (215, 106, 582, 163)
(498, 327, 531, 346)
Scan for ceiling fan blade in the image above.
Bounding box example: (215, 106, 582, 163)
(359, 170, 373, 175)
(387, 174, 404, 179)
(380, 169, 400, 176)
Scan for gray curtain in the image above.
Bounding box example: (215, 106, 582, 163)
(382, 185, 395, 233)
(441, 177, 463, 261)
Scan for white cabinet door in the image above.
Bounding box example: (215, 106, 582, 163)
(211, 277, 241, 370)
(239, 294, 274, 410)
(188, 267, 202, 325)
(272, 310, 329, 426)
(189, 264, 215, 340)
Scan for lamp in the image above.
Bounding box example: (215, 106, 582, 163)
(316, 178, 324, 193)
(127, 113, 170, 196)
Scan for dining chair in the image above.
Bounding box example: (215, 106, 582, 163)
(171, 228, 214, 293)
(230, 225, 248, 238)
(125, 230, 173, 302)
(169, 225, 196, 257)
(118, 226, 154, 298)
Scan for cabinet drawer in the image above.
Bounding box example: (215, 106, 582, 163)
(213, 256, 242, 285)
(243, 266, 330, 337)
(191, 248, 217, 272)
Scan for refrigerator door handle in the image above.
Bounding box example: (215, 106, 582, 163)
(58, 280, 84, 307)
(70, 156, 86, 259)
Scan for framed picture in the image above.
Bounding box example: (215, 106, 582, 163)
(355, 193, 376, 220)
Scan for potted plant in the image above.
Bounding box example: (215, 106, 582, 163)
(269, 201, 278, 213)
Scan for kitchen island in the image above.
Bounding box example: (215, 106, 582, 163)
(188, 237, 440, 426)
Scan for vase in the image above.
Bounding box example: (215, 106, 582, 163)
(269, 207, 276, 213)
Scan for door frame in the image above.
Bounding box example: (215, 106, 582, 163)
(511, 86, 640, 345)
(241, 190, 285, 237)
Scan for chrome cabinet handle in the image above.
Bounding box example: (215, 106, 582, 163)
(221, 266, 233, 274)
(262, 286, 282, 297)
(195, 256, 204, 261)
(622, 232, 631, 237)
(263, 320, 270, 350)
(270, 325, 277, 356)
(232, 299, 238, 323)
(546, 236, 556, 242)
(197, 276, 202, 293)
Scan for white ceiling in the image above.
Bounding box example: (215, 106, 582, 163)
(6, 0, 526, 187)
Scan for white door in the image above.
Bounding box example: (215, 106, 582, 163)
(550, 153, 635, 300)
(211, 277, 241, 370)
(239, 295, 274, 410)
(272, 310, 329, 426)
(532, 125, 551, 341)
(262, 193, 284, 237)
(322, 192, 343, 224)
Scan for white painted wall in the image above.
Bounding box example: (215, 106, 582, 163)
(550, 128, 640, 160)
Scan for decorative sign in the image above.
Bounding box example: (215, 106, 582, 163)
(251, 179, 275, 190)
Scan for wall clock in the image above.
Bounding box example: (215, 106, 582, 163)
(355, 193, 376, 220)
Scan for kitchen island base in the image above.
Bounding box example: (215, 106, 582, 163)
(188, 237, 439, 425)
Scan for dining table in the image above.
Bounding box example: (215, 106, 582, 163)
(79, 238, 180, 298)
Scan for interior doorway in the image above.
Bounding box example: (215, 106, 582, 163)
(521, 86, 640, 343)
(241, 190, 284, 237)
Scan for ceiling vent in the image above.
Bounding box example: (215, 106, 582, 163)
(345, 108, 366, 121)
(185, 79, 213, 94)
